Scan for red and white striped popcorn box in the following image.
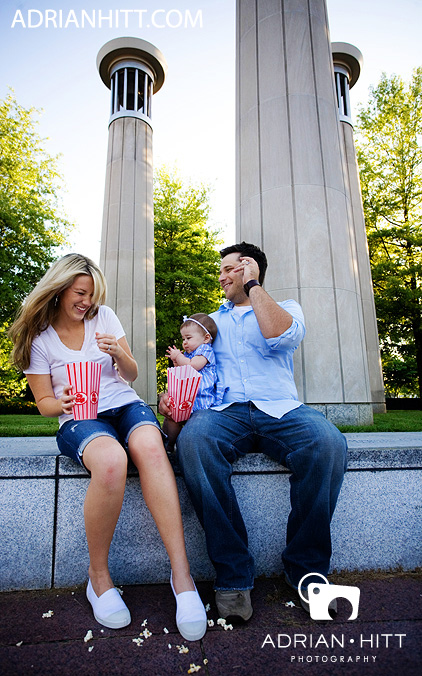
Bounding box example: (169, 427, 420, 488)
(66, 361, 102, 420)
(167, 365, 202, 423)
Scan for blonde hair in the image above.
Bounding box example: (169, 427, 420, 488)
(9, 254, 107, 370)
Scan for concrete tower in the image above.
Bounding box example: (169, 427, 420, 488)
(236, 0, 382, 424)
(332, 42, 385, 414)
(97, 37, 167, 405)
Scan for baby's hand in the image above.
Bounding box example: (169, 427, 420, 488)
(166, 345, 182, 364)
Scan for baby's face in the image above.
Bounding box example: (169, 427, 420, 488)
(180, 325, 206, 354)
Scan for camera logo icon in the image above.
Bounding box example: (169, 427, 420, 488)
(298, 573, 360, 621)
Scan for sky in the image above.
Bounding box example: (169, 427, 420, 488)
(0, 0, 421, 263)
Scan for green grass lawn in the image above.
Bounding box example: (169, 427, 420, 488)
(338, 409, 422, 433)
(0, 415, 60, 436)
(0, 409, 421, 436)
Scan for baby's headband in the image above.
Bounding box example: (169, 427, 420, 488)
(182, 315, 210, 337)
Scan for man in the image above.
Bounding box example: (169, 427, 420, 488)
(160, 242, 347, 621)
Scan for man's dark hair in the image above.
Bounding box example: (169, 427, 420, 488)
(220, 242, 268, 285)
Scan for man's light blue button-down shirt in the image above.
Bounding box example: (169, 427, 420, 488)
(209, 299, 306, 419)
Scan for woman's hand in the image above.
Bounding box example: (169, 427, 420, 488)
(95, 333, 138, 382)
(60, 384, 75, 415)
(96, 332, 122, 358)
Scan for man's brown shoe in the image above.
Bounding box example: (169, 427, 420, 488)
(215, 589, 253, 621)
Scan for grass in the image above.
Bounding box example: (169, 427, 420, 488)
(337, 409, 422, 433)
(0, 415, 59, 437)
(0, 409, 421, 437)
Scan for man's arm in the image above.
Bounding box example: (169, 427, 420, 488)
(248, 285, 293, 338)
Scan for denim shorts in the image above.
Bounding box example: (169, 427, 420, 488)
(56, 401, 163, 467)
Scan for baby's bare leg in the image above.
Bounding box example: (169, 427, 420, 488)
(163, 418, 183, 451)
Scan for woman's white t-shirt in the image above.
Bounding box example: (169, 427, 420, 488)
(24, 306, 141, 427)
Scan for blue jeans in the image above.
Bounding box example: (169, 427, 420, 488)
(176, 403, 347, 590)
(57, 401, 162, 467)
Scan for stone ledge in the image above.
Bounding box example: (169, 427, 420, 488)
(1, 433, 422, 476)
(1, 434, 421, 590)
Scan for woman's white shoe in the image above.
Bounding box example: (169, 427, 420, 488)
(170, 573, 207, 641)
(86, 579, 131, 629)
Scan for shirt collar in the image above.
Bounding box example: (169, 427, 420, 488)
(219, 300, 253, 312)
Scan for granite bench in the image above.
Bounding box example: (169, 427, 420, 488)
(1, 434, 421, 591)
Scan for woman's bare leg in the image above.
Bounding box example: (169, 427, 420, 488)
(128, 425, 195, 594)
(82, 436, 128, 597)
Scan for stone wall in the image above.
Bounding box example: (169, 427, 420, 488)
(1, 434, 421, 591)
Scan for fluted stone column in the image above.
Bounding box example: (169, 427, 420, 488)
(236, 0, 379, 424)
(332, 42, 385, 414)
(97, 38, 167, 405)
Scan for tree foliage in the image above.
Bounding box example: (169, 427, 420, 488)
(0, 92, 72, 327)
(355, 69, 422, 396)
(0, 324, 27, 398)
(0, 92, 72, 400)
(154, 168, 223, 390)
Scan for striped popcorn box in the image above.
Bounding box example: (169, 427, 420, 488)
(167, 365, 202, 423)
(66, 361, 102, 420)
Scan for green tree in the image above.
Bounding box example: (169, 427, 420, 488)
(0, 92, 72, 399)
(0, 325, 26, 398)
(0, 92, 72, 326)
(154, 168, 223, 391)
(355, 69, 422, 397)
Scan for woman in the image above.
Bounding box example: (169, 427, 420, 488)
(9, 253, 206, 641)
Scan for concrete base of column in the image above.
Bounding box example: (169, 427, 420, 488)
(308, 403, 374, 426)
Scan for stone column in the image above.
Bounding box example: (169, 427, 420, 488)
(332, 42, 385, 414)
(97, 38, 167, 405)
(236, 0, 377, 424)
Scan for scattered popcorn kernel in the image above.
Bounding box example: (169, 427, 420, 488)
(217, 618, 226, 626)
(176, 644, 189, 654)
(16, 641, 23, 647)
(188, 665, 201, 674)
(141, 619, 148, 627)
(132, 637, 144, 646)
(163, 627, 169, 634)
(42, 610, 54, 618)
(88, 646, 94, 653)
(142, 628, 152, 639)
(84, 630, 93, 643)
(224, 623, 233, 631)
(207, 619, 214, 627)
(285, 601, 296, 608)
(203, 659, 208, 665)
(205, 603, 211, 612)
(168, 644, 172, 649)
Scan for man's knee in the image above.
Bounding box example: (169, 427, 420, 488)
(314, 419, 348, 472)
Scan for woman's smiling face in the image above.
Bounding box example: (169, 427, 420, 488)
(57, 274, 94, 323)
